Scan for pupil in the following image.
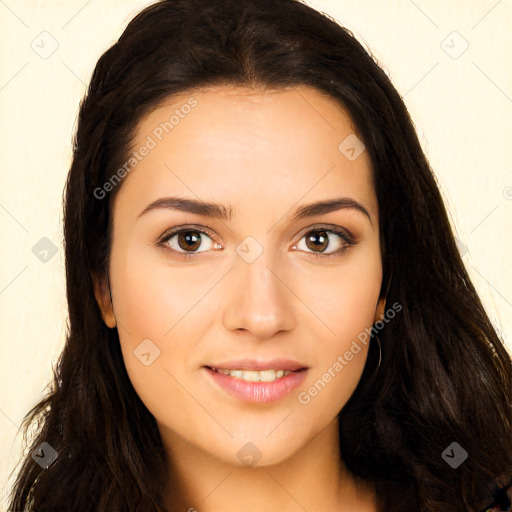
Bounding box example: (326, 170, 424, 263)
(179, 231, 201, 251)
(306, 231, 328, 252)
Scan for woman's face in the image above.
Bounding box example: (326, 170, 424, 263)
(94, 84, 383, 467)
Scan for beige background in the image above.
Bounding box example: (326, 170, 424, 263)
(1, 1, 511, 508)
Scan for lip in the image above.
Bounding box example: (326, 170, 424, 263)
(205, 358, 308, 372)
(203, 366, 308, 403)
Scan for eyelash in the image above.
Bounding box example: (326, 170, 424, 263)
(156, 224, 356, 261)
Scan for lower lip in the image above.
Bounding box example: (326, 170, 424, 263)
(203, 367, 308, 403)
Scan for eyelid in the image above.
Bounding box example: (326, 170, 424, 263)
(158, 223, 354, 242)
(295, 223, 355, 243)
(156, 223, 356, 259)
(292, 224, 356, 259)
(157, 223, 217, 243)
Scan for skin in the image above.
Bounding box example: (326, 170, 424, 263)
(94, 84, 386, 511)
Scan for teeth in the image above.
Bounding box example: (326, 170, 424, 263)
(213, 368, 294, 382)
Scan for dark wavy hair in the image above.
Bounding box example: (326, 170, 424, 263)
(8, 0, 512, 511)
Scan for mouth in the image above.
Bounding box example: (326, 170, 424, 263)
(202, 363, 308, 403)
(204, 366, 306, 383)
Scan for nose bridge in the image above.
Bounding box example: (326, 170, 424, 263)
(221, 236, 296, 337)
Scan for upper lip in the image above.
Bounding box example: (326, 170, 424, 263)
(205, 358, 308, 372)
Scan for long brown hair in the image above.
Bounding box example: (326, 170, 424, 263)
(8, 1, 512, 511)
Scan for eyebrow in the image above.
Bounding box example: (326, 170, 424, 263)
(137, 196, 372, 225)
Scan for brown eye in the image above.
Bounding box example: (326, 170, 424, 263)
(305, 230, 329, 252)
(160, 228, 217, 255)
(295, 227, 355, 257)
(176, 230, 202, 252)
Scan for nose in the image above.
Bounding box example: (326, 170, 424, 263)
(221, 253, 296, 340)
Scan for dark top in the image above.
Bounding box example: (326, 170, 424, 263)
(482, 479, 512, 512)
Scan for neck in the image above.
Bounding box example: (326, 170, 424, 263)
(159, 417, 377, 512)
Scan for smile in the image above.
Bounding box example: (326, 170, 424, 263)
(203, 366, 308, 403)
(210, 367, 295, 382)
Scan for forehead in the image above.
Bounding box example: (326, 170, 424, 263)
(115, 84, 376, 222)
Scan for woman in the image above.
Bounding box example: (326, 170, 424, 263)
(8, 0, 512, 511)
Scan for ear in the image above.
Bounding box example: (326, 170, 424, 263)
(91, 271, 117, 328)
(374, 296, 386, 323)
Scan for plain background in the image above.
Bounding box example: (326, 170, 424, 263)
(1, 1, 511, 509)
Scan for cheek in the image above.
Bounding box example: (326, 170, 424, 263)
(295, 250, 381, 412)
(297, 249, 382, 351)
(110, 243, 211, 339)
(108, 243, 215, 424)
(333, 268, 381, 345)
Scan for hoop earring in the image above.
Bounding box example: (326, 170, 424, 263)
(106, 272, 117, 328)
(374, 334, 382, 371)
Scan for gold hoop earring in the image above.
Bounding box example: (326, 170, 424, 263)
(374, 334, 382, 370)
